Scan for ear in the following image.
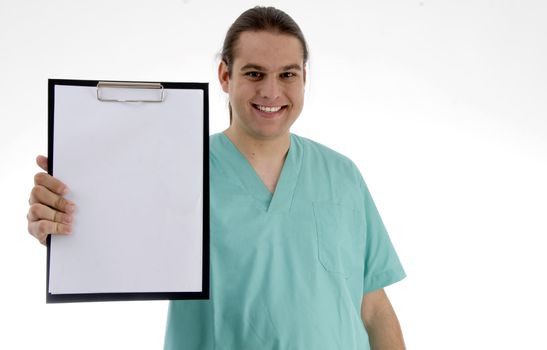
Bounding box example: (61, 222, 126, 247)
(218, 61, 230, 93)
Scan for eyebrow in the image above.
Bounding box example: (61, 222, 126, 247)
(240, 63, 303, 72)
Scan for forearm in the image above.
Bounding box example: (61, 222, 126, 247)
(362, 289, 406, 350)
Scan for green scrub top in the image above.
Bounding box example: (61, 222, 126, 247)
(164, 133, 405, 350)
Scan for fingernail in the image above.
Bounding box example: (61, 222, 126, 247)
(65, 225, 72, 234)
(62, 187, 70, 196)
(66, 203, 76, 214)
(64, 215, 73, 224)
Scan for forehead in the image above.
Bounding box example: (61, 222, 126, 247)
(232, 31, 305, 70)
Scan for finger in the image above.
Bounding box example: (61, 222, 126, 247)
(28, 203, 73, 224)
(33, 172, 69, 196)
(30, 185, 75, 214)
(36, 155, 48, 172)
(28, 220, 72, 245)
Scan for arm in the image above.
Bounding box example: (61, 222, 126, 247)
(27, 155, 75, 245)
(361, 288, 406, 350)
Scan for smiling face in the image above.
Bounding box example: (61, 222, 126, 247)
(219, 31, 306, 142)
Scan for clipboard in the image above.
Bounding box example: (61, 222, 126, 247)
(46, 79, 209, 303)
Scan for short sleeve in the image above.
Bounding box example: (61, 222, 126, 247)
(360, 178, 406, 294)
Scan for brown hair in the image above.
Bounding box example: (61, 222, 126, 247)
(221, 7, 309, 123)
(222, 6, 309, 74)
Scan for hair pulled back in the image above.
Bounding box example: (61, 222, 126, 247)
(221, 6, 309, 76)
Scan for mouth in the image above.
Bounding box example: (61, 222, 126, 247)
(252, 103, 288, 114)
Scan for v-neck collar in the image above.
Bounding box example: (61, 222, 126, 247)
(217, 132, 302, 213)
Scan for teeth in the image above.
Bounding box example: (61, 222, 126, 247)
(255, 104, 282, 113)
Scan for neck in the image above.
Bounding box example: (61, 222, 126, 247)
(224, 127, 290, 162)
(224, 126, 290, 193)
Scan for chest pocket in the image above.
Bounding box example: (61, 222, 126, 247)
(313, 202, 364, 278)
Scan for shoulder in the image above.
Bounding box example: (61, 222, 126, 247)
(292, 134, 361, 175)
(209, 132, 223, 147)
(292, 133, 367, 193)
(209, 132, 226, 158)
(292, 134, 373, 211)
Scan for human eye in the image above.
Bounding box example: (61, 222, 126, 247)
(280, 71, 297, 79)
(245, 71, 263, 80)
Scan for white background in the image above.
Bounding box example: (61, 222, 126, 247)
(1, 0, 546, 349)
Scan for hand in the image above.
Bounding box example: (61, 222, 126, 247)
(27, 155, 75, 245)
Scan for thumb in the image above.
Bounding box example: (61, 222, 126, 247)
(36, 155, 48, 172)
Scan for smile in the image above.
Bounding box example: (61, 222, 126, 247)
(252, 104, 286, 113)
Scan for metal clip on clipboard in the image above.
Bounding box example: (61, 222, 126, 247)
(96, 81, 165, 102)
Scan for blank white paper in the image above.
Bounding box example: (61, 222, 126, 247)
(49, 84, 204, 294)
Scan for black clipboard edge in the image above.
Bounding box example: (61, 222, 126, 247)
(46, 79, 210, 303)
(47, 291, 209, 304)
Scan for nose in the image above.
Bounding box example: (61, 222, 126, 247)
(258, 76, 281, 100)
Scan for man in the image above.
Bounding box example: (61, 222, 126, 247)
(28, 7, 406, 350)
